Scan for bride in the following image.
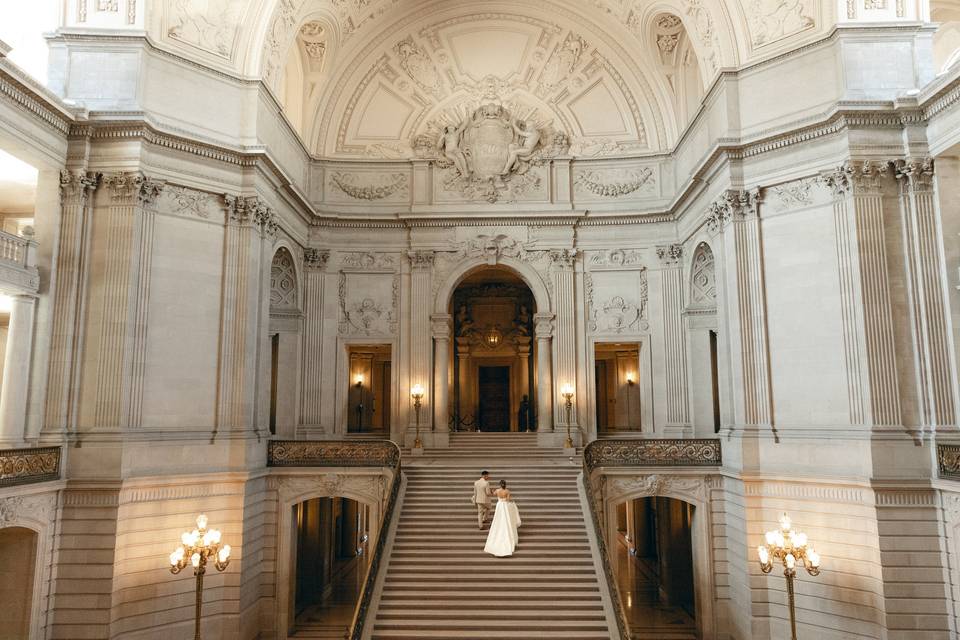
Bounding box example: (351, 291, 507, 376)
(484, 479, 522, 557)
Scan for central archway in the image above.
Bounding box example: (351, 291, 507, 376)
(448, 266, 536, 432)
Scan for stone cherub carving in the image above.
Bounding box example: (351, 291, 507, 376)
(438, 121, 469, 178)
(502, 119, 541, 175)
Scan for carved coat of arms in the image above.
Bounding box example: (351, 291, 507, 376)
(433, 102, 567, 203)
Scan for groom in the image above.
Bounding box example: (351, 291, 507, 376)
(473, 470, 493, 529)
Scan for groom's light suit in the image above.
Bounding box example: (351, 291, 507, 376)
(473, 477, 492, 528)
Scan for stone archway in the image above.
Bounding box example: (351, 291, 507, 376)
(602, 473, 718, 640)
(433, 259, 554, 435)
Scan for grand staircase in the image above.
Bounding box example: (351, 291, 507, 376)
(366, 432, 616, 639)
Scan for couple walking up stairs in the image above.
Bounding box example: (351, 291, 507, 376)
(364, 432, 617, 639)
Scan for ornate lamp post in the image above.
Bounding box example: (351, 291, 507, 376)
(560, 383, 575, 449)
(169, 514, 231, 640)
(757, 512, 821, 640)
(411, 383, 425, 449)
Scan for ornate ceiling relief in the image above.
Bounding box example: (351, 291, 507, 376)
(747, 0, 816, 47)
(330, 14, 650, 160)
(574, 166, 657, 199)
(166, 0, 249, 59)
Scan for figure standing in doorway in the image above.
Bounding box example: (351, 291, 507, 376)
(518, 395, 531, 432)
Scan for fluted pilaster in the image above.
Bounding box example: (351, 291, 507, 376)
(657, 244, 690, 432)
(299, 248, 329, 434)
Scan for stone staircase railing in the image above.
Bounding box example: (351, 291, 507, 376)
(265, 439, 402, 640)
(581, 437, 723, 640)
(0, 446, 62, 487)
(0, 229, 39, 294)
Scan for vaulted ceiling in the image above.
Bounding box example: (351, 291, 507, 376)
(152, 0, 834, 156)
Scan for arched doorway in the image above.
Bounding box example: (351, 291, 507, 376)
(449, 267, 537, 432)
(291, 496, 370, 637)
(615, 496, 698, 639)
(0, 525, 39, 639)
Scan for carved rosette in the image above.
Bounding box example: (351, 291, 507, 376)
(0, 446, 62, 487)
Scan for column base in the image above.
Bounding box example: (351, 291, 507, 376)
(404, 429, 450, 449)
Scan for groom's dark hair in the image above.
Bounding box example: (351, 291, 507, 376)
(481, 470, 489, 476)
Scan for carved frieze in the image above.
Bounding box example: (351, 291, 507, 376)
(166, 0, 244, 59)
(339, 252, 397, 270)
(605, 474, 711, 504)
(768, 178, 817, 210)
(748, 0, 815, 47)
(329, 172, 408, 201)
(164, 184, 217, 219)
(588, 249, 644, 267)
(0, 492, 57, 526)
(574, 167, 656, 198)
(586, 269, 648, 334)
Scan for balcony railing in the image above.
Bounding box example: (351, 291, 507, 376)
(266, 439, 401, 640)
(0, 446, 62, 487)
(938, 444, 960, 479)
(0, 229, 39, 294)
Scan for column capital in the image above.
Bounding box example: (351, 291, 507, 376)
(656, 244, 683, 266)
(820, 160, 889, 197)
(407, 249, 436, 270)
(548, 249, 577, 271)
(893, 156, 935, 193)
(706, 188, 759, 232)
(59, 169, 100, 202)
(223, 194, 276, 234)
(430, 313, 452, 339)
(303, 248, 330, 271)
(534, 312, 554, 338)
(102, 171, 164, 206)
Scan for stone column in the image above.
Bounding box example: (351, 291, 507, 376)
(431, 314, 452, 432)
(0, 295, 37, 444)
(534, 313, 554, 432)
(87, 172, 163, 432)
(299, 249, 329, 437)
(711, 189, 773, 432)
(407, 251, 434, 444)
(657, 244, 691, 436)
(45, 170, 98, 438)
(893, 158, 959, 431)
(549, 250, 578, 431)
(215, 195, 270, 439)
(821, 161, 901, 428)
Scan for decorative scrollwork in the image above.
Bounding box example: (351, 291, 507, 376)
(0, 446, 62, 487)
(267, 440, 400, 468)
(583, 439, 721, 471)
(938, 444, 960, 479)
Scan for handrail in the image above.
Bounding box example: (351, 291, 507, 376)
(0, 446, 62, 487)
(265, 438, 402, 639)
(581, 437, 723, 640)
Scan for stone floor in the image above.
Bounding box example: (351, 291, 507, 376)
(292, 556, 365, 638)
(615, 539, 697, 639)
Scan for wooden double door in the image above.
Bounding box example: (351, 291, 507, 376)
(477, 366, 510, 432)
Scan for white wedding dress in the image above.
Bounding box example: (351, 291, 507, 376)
(484, 495, 522, 557)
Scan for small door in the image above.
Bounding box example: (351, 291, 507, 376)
(477, 366, 510, 432)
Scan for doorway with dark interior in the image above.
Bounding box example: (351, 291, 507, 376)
(477, 365, 510, 431)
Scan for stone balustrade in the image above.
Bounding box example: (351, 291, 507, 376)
(0, 446, 61, 487)
(0, 229, 39, 294)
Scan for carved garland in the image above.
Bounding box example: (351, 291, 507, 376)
(574, 167, 655, 197)
(330, 172, 408, 200)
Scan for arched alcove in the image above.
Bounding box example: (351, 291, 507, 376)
(689, 242, 717, 309)
(650, 12, 706, 128)
(268, 245, 303, 437)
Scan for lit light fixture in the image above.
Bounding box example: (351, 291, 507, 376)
(354, 373, 364, 388)
(169, 514, 231, 640)
(757, 512, 821, 640)
(485, 327, 502, 347)
(411, 383, 425, 449)
(625, 372, 636, 385)
(560, 383, 575, 449)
